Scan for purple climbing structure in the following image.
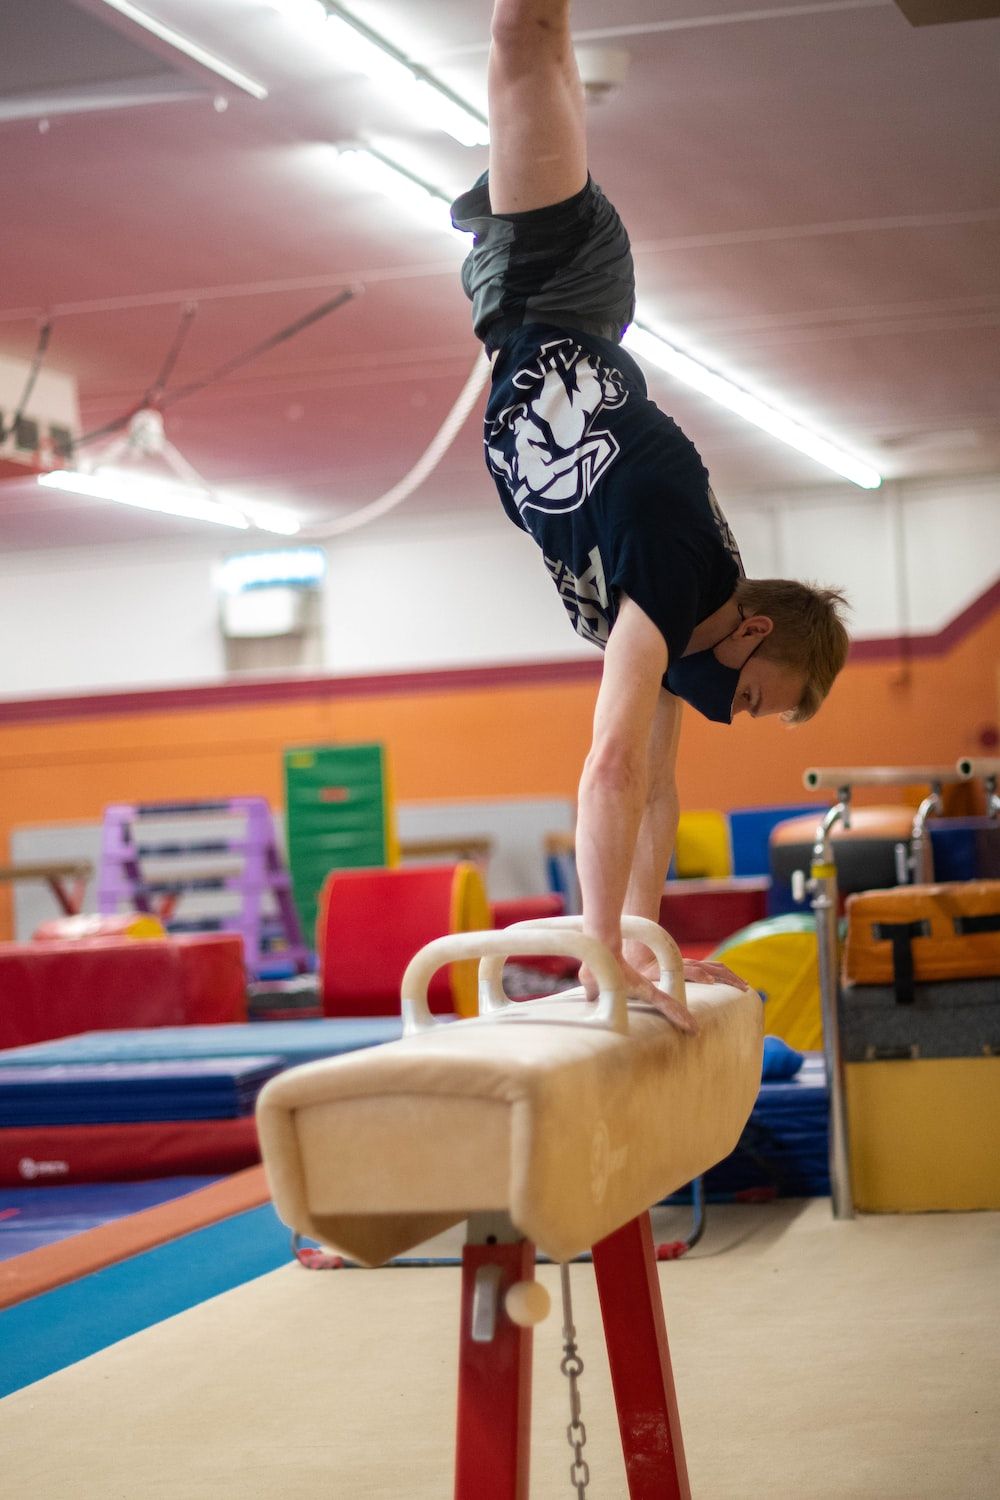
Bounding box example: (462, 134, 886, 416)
(98, 797, 310, 979)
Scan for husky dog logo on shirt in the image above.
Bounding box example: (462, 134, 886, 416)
(485, 337, 628, 516)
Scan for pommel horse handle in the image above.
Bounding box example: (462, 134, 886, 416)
(401, 916, 685, 1037)
(401, 924, 628, 1036)
(478, 914, 686, 1019)
(803, 763, 966, 789)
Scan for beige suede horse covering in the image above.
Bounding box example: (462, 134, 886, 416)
(258, 981, 763, 1266)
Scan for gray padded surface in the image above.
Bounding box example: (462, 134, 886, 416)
(839, 978, 1000, 1061)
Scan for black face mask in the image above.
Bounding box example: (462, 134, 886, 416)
(665, 649, 742, 724)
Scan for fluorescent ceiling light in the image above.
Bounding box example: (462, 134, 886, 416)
(38, 469, 301, 533)
(40, 469, 251, 528)
(324, 13, 415, 88)
(272, 2, 488, 146)
(98, 0, 268, 99)
(623, 323, 882, 491)
(407, 81, 490, 150)
(334, 147, 464, 241)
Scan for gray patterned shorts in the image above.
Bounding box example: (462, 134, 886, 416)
(450, 172, 636, 354)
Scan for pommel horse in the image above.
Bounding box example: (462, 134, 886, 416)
(257, 916, 763, 1498)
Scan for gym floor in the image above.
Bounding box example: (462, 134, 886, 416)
(2, 1196, 997, 1498)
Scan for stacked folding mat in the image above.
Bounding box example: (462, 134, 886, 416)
(0, 1019, 402, 1184)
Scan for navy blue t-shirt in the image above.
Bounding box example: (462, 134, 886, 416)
(485, 325, 744, 668)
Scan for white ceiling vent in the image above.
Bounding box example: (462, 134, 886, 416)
(221, 586, 306, 639)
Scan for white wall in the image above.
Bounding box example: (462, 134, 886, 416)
(0, 474, 997, 699)
(0, 540, 226, 697)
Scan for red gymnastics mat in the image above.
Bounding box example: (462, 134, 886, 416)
(0, 1115, 262, 1187)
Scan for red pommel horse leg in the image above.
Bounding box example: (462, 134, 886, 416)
(454, 1211, 691, 1500)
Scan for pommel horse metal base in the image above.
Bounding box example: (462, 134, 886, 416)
(257, 917, 763, 1499)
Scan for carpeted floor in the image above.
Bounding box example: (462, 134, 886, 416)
(1, 1197, 997, 1498)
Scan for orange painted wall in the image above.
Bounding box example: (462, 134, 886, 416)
(679, 605, 999, 812)
(1, 601, 997, 940)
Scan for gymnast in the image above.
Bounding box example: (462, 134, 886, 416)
(452, 0, 849, 1027)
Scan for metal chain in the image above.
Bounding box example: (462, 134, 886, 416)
(559, 1263, 591, 1497)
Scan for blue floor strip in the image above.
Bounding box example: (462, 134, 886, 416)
(0, 1202, 291, 1398)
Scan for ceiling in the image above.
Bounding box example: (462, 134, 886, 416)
(1, 0, 998, 552)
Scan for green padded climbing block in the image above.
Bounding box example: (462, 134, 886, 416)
(283, 743, 395, 940)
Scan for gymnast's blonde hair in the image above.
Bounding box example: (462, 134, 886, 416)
(734, 578, 850, 724)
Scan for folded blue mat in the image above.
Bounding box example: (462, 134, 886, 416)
(0, 1018, 403, 1070)
(708, 1054, 830, 1198)
(0, 1057, 284, 1125)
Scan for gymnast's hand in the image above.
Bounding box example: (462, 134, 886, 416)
(625, 947, 751, 995)
(680, 958, 751, 991)
(578, 954, 699, 1035)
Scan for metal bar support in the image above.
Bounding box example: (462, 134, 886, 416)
(811, 796, 855, 1219)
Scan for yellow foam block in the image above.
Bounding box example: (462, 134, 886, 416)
(448, 862, 493, 1018)
(846, 1057, 1000, 1212)
(716, 916, 821, 1051)
(675, 809, 731, 880)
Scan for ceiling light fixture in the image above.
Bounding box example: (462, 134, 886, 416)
(98, 0, 268, 99)
(333, 146, 465, 241)
(271, 1, 488, 146)
(623, 324, 883, 490)
(38, 468, 252, 530)
(37, 410, 301, 534)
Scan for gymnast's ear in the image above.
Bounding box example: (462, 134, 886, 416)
(736, 613, 774, 640)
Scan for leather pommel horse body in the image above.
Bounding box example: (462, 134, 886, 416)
(257, 917, 763, 1499)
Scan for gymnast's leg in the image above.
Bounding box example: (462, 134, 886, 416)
(487, 0, 587, 214)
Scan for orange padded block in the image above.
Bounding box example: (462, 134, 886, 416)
(843, 881, 1000, 985)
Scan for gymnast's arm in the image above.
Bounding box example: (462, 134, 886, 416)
(487, 0, 587, 215)
(576, 598, 697, 1033)
(622, 688, 682, 937)
(620, 694, 749, 991)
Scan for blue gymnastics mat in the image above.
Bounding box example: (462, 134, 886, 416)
(0, 1058, 284, 1126)
(0, 1177, 220, 1261)
(0, 1202, 290, 1397)
(706, 1054, 830, 1199)
(0, 1018, 403, 1069)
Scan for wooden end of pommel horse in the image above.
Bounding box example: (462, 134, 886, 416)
(256, 916, 763, 1499)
